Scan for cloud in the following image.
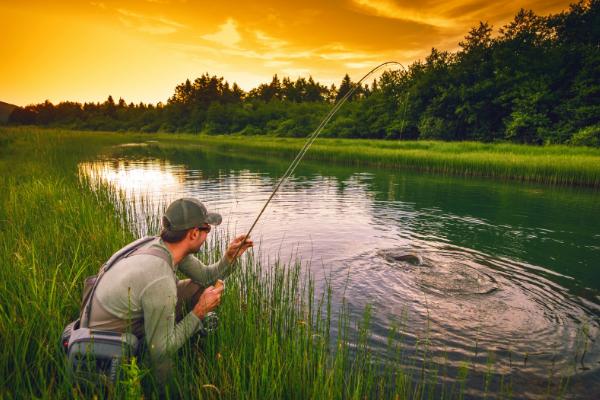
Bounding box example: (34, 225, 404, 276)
(282, 67, 311, 77)
(351, 0, 457, 27)
(178, 40, 313, 63)
(351, 0, 570, 33)
(319, 51, 378, 61)
(117, 8, 186, 35)
(90, 2, 106, 9)
(201, 18, 241, 48)
(254, 30, 288, 49)
(264, 60, 292, 67)
(345, 61, 375, 69)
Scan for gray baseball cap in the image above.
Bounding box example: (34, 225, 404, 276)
(162, 198, 222, 231)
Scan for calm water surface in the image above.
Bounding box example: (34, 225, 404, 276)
(80, 143, 600, 399)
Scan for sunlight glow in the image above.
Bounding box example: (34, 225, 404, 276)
(0, 1, 574, 106)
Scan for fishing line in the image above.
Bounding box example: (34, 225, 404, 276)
(231, 61, 406, 260)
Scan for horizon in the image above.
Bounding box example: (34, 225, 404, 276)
(2, 1, 574, 107)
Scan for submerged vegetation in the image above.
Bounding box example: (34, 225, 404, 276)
(0, 126, 587, 398)
(5, 1, 600, 146)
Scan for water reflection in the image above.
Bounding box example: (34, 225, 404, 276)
(80, 159, 186, 202)
(79, 150, 600, 399)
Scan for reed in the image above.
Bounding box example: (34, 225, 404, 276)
(155, 134, 600, 188)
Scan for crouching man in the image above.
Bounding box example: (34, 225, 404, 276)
(86, 198, 253, 381)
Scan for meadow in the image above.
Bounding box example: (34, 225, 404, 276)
(0, 126, 583, 398)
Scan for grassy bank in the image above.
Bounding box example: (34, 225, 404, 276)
(155, 134, 600, 188)
(7, 126, 600, 187)
(0, 127, 574, 398)
(0, 128, 138, 397)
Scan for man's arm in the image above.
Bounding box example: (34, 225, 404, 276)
(141, 277, 203, 380)
(178, 235, 253, 286)
(178, 255, 232, 286)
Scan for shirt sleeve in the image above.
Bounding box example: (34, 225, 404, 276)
(178, 254, 233, 286)
(140, 276, 203, 381)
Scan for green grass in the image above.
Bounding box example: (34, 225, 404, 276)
(8, 126, 600, 187)
(150, 133, 600, 188)
(0, 126, 578, 398)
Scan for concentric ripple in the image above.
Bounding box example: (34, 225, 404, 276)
(415, 260, 499, 295)
(378, 248, 499, 295)
(337, 242, 600, 385)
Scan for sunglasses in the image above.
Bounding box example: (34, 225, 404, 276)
(197, 225, 211, 233)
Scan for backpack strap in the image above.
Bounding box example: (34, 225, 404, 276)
(129, 246, 171, 265)
(80, 236, 159, 327)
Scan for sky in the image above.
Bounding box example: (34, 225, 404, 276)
(1, 0, 574, 106)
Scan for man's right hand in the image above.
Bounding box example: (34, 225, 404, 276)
(193, 285, 224, 319)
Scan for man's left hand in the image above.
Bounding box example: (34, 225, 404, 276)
(225, 235, 253, 262)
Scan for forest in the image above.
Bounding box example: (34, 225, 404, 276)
(6, 1, 599, 146)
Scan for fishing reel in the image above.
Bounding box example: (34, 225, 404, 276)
(199, 279, 223, 336)
(199, 312, 219, 336)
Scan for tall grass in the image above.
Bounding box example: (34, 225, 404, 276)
(0, 128, 136, 397)
(155, 134, 600, 188)
(0, 127, 576, 398)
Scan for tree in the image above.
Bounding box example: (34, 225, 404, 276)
(459, 22, 494, 54)
(335, 74, 355, 102)
(103, 95, 116, 118)
(249, 74, 282, 102)
(304, 76, 327, 102)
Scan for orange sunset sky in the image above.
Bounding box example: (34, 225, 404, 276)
(1, 0, 574, 106)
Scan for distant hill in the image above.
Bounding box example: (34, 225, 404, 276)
(0, 101, 17, 123)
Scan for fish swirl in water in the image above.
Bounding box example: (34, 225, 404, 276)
(376, 249, 423, 266)
(416, 260, 499, 295)
(347, 244, 600, 382)
(378, 249, 499, 296)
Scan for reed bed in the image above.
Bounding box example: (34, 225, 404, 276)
(0, 127, 575, 398)
(157, 134, 600, 188)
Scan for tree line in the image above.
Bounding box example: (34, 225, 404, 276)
(7, 0, 599, 145)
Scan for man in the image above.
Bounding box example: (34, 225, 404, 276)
(87, 197, 253, 380)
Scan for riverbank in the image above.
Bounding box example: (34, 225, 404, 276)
(157, 133, 600, 188)
(6, 126, 600, 187)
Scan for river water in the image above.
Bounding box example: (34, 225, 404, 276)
(79, 142, 600, 399)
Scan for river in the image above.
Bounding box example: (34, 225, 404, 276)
(79, 142, 600, 399)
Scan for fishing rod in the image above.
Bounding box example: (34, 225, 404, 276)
(230, 61, 406, 261)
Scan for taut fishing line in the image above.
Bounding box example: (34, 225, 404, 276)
(231, 61, 406, 260)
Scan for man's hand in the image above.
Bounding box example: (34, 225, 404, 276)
(193, 285, 224, 320)
(225, 235, 253, 263)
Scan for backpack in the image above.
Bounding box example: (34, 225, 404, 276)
(61, 236, 170, 382)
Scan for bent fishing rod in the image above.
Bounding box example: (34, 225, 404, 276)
(231, 61, 406, 261)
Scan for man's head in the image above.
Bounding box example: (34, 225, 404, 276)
(160, 198, 222, 252)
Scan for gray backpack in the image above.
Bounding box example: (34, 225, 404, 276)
(61, 236, 169, 382)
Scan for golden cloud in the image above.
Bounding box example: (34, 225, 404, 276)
(351, 0, 457, 27)
(117, 8, 186, 35)
(201, 18, 242, 47)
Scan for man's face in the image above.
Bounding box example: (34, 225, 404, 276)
(188, 224, 210, 253)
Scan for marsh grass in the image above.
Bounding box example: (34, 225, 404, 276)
(0, 127, 581, 398)
(153, 134, 600, 188)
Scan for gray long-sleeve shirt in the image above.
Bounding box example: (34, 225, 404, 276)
(89, 237, 232, 378)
